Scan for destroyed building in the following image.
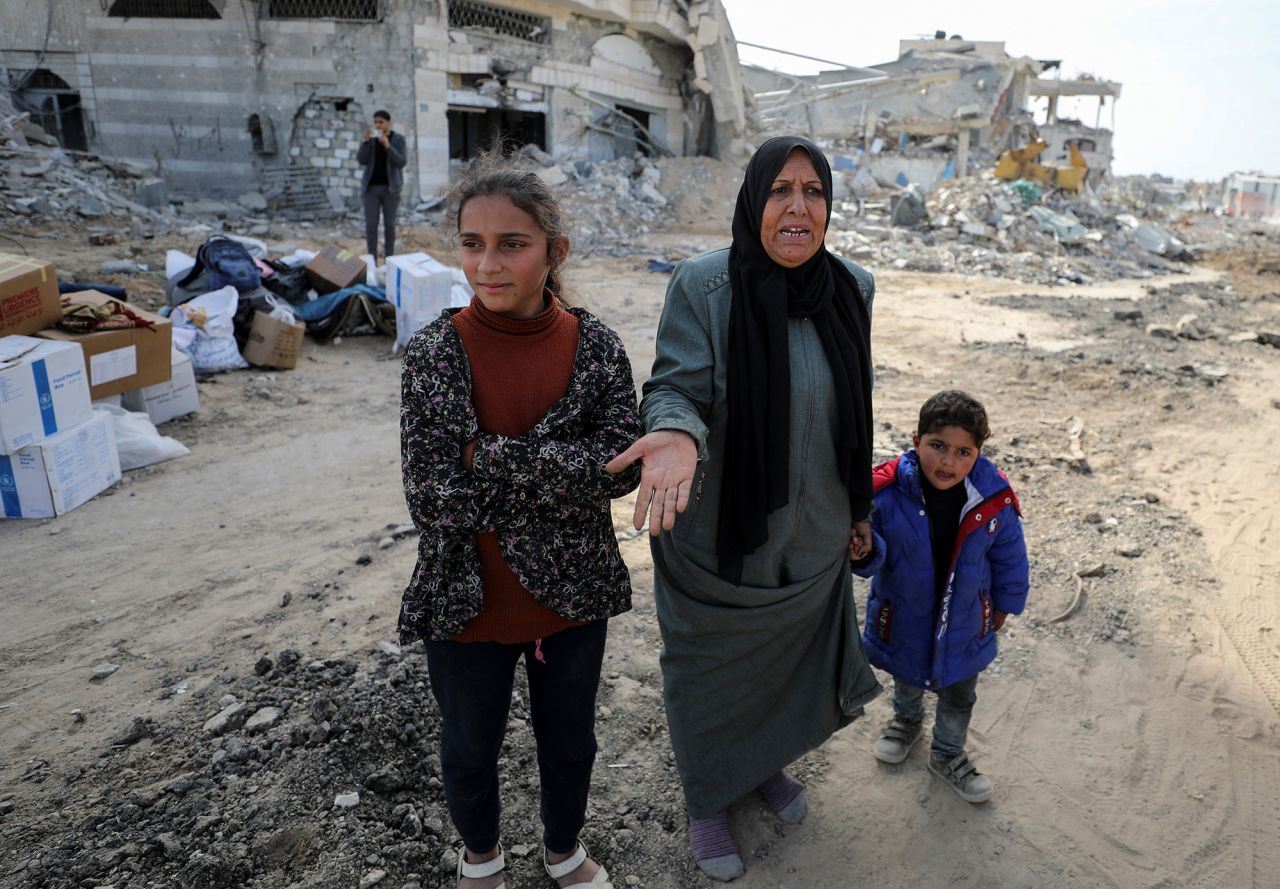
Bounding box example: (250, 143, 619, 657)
(0, 0, 748, 213)
(1221, 171, 1280, 219)
(745, 33, 1120, 190)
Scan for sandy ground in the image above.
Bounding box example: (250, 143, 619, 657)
(2, 222, 1279, 889)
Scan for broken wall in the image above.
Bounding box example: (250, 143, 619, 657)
(1, 0, 421, 205)
(0, 2, 97, 158)
(1039, 121, 1113, 185)
(2, 0, 747, 204)
(435, 0, 694, 172)
(684, 0, 748, 159)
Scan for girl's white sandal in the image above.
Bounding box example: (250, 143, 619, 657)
(456, 843, 506, 889)
(543, 842, 614, 889)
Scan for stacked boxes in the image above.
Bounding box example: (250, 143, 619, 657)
(386, 252, 454, 353)
(120, 349, 200, 425)
(36, 291, 174, 400)
(0, 337, 93, 452)
(0, 411, 121, 519)
(0, 336, 120, 518)
(0, 253, 62, 338)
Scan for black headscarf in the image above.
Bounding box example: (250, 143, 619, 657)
(717, 135, 874, 584)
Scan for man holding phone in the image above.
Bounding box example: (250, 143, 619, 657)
(357, 110, 407, 260)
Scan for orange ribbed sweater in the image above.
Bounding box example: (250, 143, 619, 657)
(451, 293, 582, 643)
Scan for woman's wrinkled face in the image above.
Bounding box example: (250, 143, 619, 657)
(759, 149, 827, 268)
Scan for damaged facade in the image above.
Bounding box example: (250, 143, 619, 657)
(745, 34, 1120, 190)
(1221, 172, 1280, 219)
(0, 0, 748, 211)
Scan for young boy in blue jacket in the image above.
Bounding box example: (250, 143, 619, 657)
(852, 390, 1029, 803)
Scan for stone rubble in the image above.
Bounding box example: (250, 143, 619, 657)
(826, 168, 1277, 286)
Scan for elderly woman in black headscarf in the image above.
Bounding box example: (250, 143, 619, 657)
(607, 136, 882, 880)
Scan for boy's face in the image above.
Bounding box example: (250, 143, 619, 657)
(913, 425, 980, 491)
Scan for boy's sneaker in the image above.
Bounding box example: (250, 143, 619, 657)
(873, 717, 923, 764)
(928, 751, 994, 803)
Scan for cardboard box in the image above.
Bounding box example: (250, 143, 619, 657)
(0, 411, 121, 519)
(0, 336, 93, 453)
(121, 348, 199, 425)
(0, 253, 62, 338)
(242, 311, 304, 370)
(387, 252, 453, 352)
(36, 292, 173, 400)
(305, 245, 365, 295)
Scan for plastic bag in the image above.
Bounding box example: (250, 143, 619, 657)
(276, 248, 317, 269)
(361, 253, 380, 288)
(170, 286, 249, 373)
(166, 249, 196, 280)
(93, 404, 190, 471)
(263, 293, 302, 325)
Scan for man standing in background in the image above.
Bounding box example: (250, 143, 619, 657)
(357, 110, 407, 260)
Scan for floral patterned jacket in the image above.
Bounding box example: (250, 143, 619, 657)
(398, 306, 643, 643)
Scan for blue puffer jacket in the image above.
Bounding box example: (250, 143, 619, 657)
(854, 450, 1029, 690)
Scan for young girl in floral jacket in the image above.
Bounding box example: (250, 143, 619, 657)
(398, 155, 641, 889)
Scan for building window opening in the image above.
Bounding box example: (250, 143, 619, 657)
(247, 113, 278, 154)
(612, 104, 652, 157)
(448, 0, 550, 44)
(448, 108, 546, 161)
(260, 0, 381, 21)
(8, 69, 89, 152)
(108, 0, 220, 18)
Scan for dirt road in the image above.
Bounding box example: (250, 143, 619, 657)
(2, 228, 1278, 889)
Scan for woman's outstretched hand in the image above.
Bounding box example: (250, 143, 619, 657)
(606, 430, 698, 534)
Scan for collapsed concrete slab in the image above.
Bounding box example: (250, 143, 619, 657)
(744, 33, 1121, 191)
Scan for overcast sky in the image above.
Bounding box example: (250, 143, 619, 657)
(718, 0, 1279, 182)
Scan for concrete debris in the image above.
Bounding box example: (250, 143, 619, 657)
(91, 663, 122, 681)
(555, 154, 742, 257)
(824, 168, 1267, 286)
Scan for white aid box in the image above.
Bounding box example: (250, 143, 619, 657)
(0, 410, 121, 519)
(121, 349, 199, 425)
(386, 252, 454, 353)
(0, 336, 93, 453)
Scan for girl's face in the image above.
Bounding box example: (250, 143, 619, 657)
(458, 195, 566, 320)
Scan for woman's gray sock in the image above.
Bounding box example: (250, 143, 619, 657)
(688, 812, 744, 881)
(757, 770, 808, 824)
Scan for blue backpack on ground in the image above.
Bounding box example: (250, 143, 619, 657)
(178, 236, 261, 294)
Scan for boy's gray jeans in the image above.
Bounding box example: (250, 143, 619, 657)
(363, 185, 399, 259)
(893, 674, 979, 760)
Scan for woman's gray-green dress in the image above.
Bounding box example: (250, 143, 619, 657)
(641, 247, 882, 819)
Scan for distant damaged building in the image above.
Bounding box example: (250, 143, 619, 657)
(0, 0, 748, 210)
(745, 33, 1120, 190)
(1221, 172, 1280, 219)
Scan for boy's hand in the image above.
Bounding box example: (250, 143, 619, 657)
(993, 610, 1009, 632)
(849, 520, 872, 560)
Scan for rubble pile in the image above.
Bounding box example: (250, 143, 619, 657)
(8, 633, 681, 889)
(1, 95, 173, 234)
(827, 170, 1273, 286)
(508, 150, 742, 257)
(556, 156, 671, 254)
